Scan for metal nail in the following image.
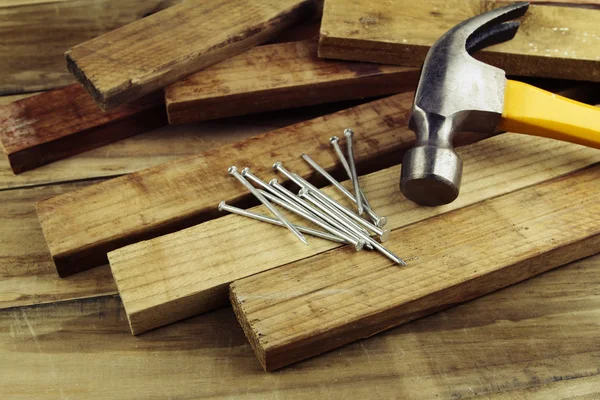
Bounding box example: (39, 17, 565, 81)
(228, 166, 308, 245)
(330, 136, 387, 228)
(292, 173, 390, 242)
(259, 190, 365, 251)
(343, 128, 364, 215)
(300, 189, 404, 265)
(218, 201, 345, 244)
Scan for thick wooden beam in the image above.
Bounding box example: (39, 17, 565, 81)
(34, 92, 411, 276)
(67, 0, 320, 110)
(165, 40, 418, 124)
(0, 0, 183, 95)
(318, 0, 600, 82)
(230, 165, 600, 370)
(108, 134, 600, 334)
(0, 84, 165, 174)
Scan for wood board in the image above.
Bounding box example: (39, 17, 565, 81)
(230, 164, 600, 370)
(0, 0, 182, 95)
(0, 181, 117, 310)
(66, 0, 320, 110)
(165, 40, 418, 124)
(0, 84, 165, 174)
(0, 100, 345, 191)
(37, 91, 485, 277)
(108, 134, 600, 334)
(318, 0, 600, 82)
(2, 256, 600, 398)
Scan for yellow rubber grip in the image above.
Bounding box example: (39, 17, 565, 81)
(499, 80, 600, 150)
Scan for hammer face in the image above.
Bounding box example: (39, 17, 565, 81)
(401, 2, 529, 206)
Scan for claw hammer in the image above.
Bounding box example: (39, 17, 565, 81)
(400, 2, 600, 206)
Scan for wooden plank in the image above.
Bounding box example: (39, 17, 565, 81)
(108, 134, 600, 334)
(67, 0, 320, 110)
(2, 256, 600, 398)
(0, 101, 344, 190)
(0, 0, 183, 95)
(165, 40, 418, 124)
(318, 0, 600, 82)
(37, 91, 486, 277)
(0, 181, 117, 310)
(0, 84, 166, 174)
(230, 165, 600, 370)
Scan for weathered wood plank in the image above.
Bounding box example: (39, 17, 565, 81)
(0, 181, 117, 310)
(108, 134, 600, 334)
(165, 40, 418, 124)
(38, 92, 485, 277)
(0, 0, 182, 95)
(0, 84, 165, 174)
(1, 256, 600, 398)
(67, 0, 320, 110)
(230, 164, 600, 370)
(0, 101, 338, 190)
(318, 0, 600, 82)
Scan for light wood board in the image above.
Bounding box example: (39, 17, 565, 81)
(67, 0, 320, 110)
(230, 164, 600, 370)
(318, 0, 600, 82)
(2, 256, 600, 398)
(0, 181, 117, 310)
(0, 84, 165, 174)
(165, 40, 418, 124)
(108, 134, 600, 334)
(38, 92, 490, 277)
(0, 0, 182, 95)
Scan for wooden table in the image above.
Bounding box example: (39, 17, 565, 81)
(1, 2, 599, 398)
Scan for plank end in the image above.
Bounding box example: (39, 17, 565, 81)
(230, 282, 268, 371)
(66, 50, 108, 111)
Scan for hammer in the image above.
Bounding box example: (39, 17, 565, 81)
(400, 2, 600, 206)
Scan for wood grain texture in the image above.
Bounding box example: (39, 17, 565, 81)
(38, 92, 489, 277)
(231, 164, 600, 370)
(109, 134, 600, 335)
(67, 0, 320, 110)
(165, 40, 418, 124)
(0, 84, 166, 174)
(0, 101, 345, 191)
(0, 0, 182, 95)
(0, 181, 117, 310)
(318, 0, 600, 82)
(2, 255, 600, 398)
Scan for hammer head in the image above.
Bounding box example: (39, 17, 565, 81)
(401, 2, 529, 206)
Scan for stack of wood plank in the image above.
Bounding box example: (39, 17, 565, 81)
(2, 0, 599, 374)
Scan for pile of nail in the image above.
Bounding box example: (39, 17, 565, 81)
(219, 129, 406, 265)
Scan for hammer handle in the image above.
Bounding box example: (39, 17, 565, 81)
(499, 80, 600, 150)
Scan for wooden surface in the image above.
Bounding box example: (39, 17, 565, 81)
(38, 92, 482, 277)
(0, 0, 182, 95)
(318, 0, 600, 82)
(165, 40, 418, 124)
(0, 84, 165, 174)
(2, 257, 600, 398)
(231, 163, 600, 370)
(67, 0, 320, 110)
(109, 134, 600, 335)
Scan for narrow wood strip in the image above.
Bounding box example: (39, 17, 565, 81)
(318, 0, 600, 82)
(38, 91, 488, 277)
(165, 40, 418, 124)
(0, 0, 183, 95)
(230, 164, 600, 370)
(0, 84, 165, 174)
(66, 0, 320, 110)
(0, 180, 117, 310)
(108, 134, 600, 334)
